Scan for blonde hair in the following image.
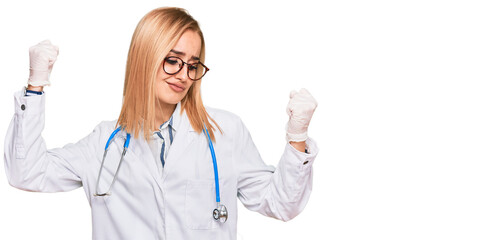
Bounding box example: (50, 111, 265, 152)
(116, 7, 221, 141)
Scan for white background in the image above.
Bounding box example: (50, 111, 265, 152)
(1, 0, 503, 239)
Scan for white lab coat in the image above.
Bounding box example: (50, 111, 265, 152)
(4, 90, 319, 240)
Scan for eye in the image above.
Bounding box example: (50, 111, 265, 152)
(188, 64, 198, 71)
(165, 58, 179, 65)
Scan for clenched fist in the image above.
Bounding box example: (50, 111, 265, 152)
(286, 88, 318, 142)
(28, 40, 59, 87)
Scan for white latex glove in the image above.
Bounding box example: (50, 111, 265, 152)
(28, 39, 59, 86)
(286, 88, 318, 142)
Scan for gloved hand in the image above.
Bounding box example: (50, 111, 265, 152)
(286, 88, 318, 142)
(27, 40, 59, 87)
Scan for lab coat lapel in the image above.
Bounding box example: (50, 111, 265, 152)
(124, 131, 164, 190)
(163, 110, 196, 177)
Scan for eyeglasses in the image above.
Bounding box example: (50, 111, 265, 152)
(163, 56, 209, 81)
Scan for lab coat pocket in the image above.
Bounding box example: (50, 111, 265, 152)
(185, 179, 217, 230)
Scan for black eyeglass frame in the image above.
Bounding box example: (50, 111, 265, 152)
(163, 56, 210, 81)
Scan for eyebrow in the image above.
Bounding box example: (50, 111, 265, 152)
(170, 49, 200, 61)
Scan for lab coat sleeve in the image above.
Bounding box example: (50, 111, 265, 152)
(4, 90, 98, 192)
(235, 118, 319, 221)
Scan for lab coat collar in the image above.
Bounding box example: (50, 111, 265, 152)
(108, 128, 163, 189)
(178, 103, 197, 133)
(161, 104, 198, 177)
(119, 102, 197, 184)
(157, 102, 182, 133)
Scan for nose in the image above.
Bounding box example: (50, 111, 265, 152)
(175, 63, 189, 82)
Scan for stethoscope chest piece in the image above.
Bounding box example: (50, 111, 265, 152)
(213, 203, 228, 223)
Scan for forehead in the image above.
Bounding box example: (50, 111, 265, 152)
(171, 30, 201, 58)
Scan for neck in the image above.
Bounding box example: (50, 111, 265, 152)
(155, 102, 176, 129)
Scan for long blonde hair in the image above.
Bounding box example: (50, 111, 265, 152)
(116, 7, 221, 140)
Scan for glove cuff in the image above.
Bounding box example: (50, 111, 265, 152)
(28, 78, 51, 87)
(286, 131, 308, 142)
(28, 70, 51, 87)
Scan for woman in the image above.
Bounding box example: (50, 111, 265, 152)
(4, 7, 318, 240)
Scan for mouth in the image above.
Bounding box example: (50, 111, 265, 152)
(167, 82, 186, 92)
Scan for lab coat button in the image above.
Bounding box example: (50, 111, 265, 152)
(303, 160, 309, 165)
(21, 104, 26, 110)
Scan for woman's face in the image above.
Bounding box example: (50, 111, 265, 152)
(155, 30, 202, 105)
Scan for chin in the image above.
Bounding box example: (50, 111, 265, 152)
(156, 84, 190, 104)
(158, 97, 181, 105)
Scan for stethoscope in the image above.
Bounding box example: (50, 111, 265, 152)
(94, 124, 228, 223)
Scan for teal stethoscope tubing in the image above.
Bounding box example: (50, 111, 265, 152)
(94, 126, 131, 196)
(202, 123, 227, 222)
(203, 123, 221, 203)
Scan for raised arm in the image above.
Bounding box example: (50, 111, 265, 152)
(4, 40, 94, 192)
(237, 89, 319, 221)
